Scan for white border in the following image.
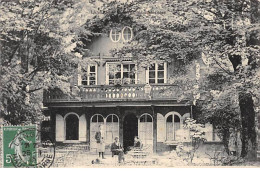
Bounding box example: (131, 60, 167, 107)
(110, 29, 121, 42)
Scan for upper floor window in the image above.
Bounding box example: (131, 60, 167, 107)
(110, 29, 121, 42)
(122, 26, 133, 42)
(147, 63, 167, 84)
(107, 63, 136, 85)
(82, 65, 97, 85)
(109, 27, 133, 42)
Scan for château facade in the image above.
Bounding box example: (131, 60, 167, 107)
(42, 24, 220, 154)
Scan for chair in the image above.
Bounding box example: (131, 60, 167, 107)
(111, 151, 119, 165)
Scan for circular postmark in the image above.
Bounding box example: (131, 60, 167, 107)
(8, 127, 55, 168)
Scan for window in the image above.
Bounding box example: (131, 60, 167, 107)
(110, 29, 121, 42)
(166, 114, 181, 141)
(110, 27, 133, 42)
(107, 63, 136, 85)
(140, 114, 152, 122)
(91, 114, 104, 123)
(148, 63, 167, 84)
(122, 26, 133, 42)
(82, 65, 97, 85)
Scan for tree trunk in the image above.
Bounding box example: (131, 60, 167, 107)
(239, 92, 257, 159)
(222, 129, 230, 155)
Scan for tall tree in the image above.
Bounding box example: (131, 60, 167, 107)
(0, 0, 99, 124)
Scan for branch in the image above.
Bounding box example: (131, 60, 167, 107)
(7, 31, 27, 64)
(27, 87, 43, 93)
(211, 57, 233, 75)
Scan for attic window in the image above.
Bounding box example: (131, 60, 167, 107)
(110, 29, 121, 42)
(122, 26, 133, 42)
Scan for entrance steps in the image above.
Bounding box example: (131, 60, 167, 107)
(55, 143, 90, 151)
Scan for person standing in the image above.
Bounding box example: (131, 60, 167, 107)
(95, 125, 106, 159)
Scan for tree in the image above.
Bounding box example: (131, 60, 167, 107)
(82, 0, 259, 159)
(183, 0, 260, 159)
(0, 0, 99, 125)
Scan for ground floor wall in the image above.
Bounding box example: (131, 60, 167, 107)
(44, 105, 220, 154)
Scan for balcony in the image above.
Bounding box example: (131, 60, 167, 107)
(43, 84, 185, 104)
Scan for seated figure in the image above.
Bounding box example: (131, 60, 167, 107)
(134, 136, 143, 149)
(111, 137, 125, 163)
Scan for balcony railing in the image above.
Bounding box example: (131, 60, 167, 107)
(43, 84, 182, 103)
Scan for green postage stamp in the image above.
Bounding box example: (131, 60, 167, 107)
(2, 125, 37, 168)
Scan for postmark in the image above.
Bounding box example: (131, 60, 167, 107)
(2, 125, 55, 168)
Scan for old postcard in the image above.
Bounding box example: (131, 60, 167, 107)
(0, 0, 259, 168)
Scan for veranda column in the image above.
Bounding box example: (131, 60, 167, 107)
(152, 106, 157, 153)
(85, 109, 91, 143)
(117, 107, 123, 145)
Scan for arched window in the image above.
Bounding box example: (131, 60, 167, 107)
(166, 113, 181, 141)
(122, 26, 133, 42)
(91, 114, 104, 123)
(65, 114, 79, 140)
(110, 29, 121, 42)
(106, 114, 119, 144)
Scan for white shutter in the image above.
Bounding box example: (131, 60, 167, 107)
(157, 113, 165, 142)
(78, 65, 82, 86)
(56, 114, 64, 142)
(145, 69, 149, 84)
(106, 63, 109, 85)
(164, 62, 167, 83)
(79, 114, 87, 141)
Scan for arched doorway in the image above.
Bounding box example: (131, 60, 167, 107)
(90, 114, 104, 152)
(139, 114, 153, 152)
(65, 114, 79, 140)
(106, 114, 119, 144)
(123, 114, 138, 151)
(166, 113, 181, 141)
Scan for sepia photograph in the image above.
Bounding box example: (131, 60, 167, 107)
(0, 0, 259, 168)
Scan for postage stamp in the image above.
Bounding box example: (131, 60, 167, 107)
(3, 126, 37, 168)
(2, 125, 55, 168)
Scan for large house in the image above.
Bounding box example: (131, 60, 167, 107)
(42, 24, 221, 154)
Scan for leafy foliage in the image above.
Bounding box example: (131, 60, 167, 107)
(84, 0, 259, 159)
(176, 118, 206, 164)
(0, 0, 99, 124)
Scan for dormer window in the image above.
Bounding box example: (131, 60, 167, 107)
(122, 26, 133, 42)
(110, 29, 121, 42)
